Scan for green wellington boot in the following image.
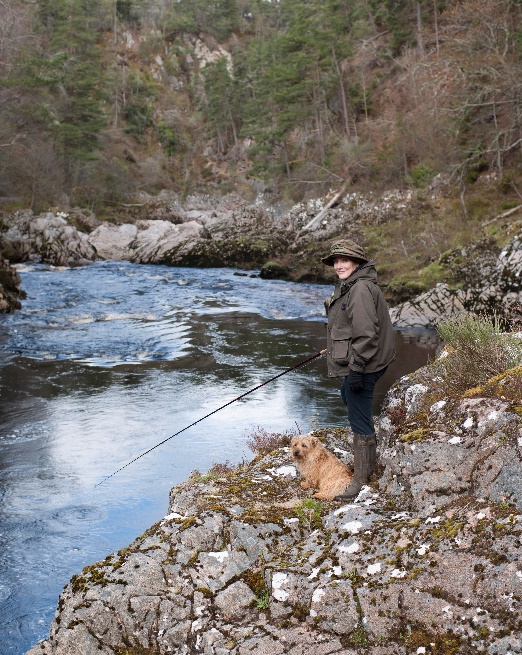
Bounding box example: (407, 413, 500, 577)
(335, 433, 377, 500)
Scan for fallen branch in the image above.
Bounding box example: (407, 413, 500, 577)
(0, 133, 24, 148)
(482, 204, 522, 227)
(301, 181, 349, 232)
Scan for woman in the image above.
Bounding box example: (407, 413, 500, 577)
(322, 240, 396, 500)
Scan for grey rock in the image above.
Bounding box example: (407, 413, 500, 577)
(389, 283, 467, 328)
(0, 257, 24, 312)
(214, 581, 256, 623)
(88, 223, 138, 260)
(391, 233, 522, 327)
(189, 550, 252, 593)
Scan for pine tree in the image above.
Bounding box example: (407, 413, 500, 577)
(33, 0, 105, 165)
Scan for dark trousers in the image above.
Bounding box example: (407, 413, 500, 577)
(340, 368, 387, 435)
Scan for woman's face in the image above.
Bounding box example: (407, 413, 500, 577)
(333, 256, 358, 280)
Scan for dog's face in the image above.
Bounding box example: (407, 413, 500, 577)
(291, 434, 319, 461)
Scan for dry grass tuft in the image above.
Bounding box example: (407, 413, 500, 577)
(245, 425, 300, 455)
(435, 313, 522, 393)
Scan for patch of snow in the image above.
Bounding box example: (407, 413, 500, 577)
(269, 466, 297, 478)
(162, 512, 185, 522)
(425, 516, 442, 524)
(272, 572, 289, 601)
(334, 504, 358, 515)
(367, 563, 381, 575)
(208, 551, 229, 563)
(476, 512, 486, 520)
(308, 567, 321, 580)
(312, 588, 326, 603)
(448, 436, 461, 444)
(342, 520, 363, 534)
(462, 417, 474, 429)
(338, 542, 360, 554)
(430, 400, 447, 412)
(390, 569, 407, 578)
(417, 544, 430, 555)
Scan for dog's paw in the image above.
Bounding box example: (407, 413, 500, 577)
(313, 492, 331, 500)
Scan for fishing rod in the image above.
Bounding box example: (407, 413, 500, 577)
(95, 348, 327, 487)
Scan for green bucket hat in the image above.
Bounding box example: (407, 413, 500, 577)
(321, 239, 368, 266)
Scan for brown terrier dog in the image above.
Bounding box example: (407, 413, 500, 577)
(290, 434, 353, 501)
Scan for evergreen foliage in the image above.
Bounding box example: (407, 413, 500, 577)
(0, 0, 521, 208)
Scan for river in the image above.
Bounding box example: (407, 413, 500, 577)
(0, 261, 441, 654)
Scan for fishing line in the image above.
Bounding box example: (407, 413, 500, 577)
(95, 349, 327, 487)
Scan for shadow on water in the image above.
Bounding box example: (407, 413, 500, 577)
(0, 263, 442, 654)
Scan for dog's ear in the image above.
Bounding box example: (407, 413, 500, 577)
(310, 437, 319, 447)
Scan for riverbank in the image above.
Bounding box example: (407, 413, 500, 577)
(1, 185, 522, 325)
(27, 347, 522, 655)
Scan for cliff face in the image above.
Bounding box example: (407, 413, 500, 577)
(27, 359, 522, 655)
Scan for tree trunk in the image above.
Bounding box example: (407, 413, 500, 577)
(228, 105, 239, 148)
(433, 0, 439, 55)
(283, 143, 291, 178)
(313, 78, 325, 162)
(416, 2, 424, 57)
(332, 47, 351, 139)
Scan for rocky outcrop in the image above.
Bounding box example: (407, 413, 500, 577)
(390, 235, 522, 327)
(0, 256, 25, 312)
(2, 191, 522, 322)
(0, 210, 97, 266)
(27, 359, 522, 655)
(0, 196, 292, 272)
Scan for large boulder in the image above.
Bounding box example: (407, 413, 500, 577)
(87, 223, 138, 260)
(379, 363, 522, 515)
(0, 210, 96, 266)
(27, 361, 522, 655)
(389, 283, 467, 328)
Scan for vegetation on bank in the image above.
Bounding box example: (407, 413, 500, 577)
(436, 312, 522, 393)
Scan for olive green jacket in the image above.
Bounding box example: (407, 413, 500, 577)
(325, 260, 396, 378)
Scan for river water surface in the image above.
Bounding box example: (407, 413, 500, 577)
(0, 261, 441, 654)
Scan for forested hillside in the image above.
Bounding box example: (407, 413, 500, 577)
(1, 0, 522, 214)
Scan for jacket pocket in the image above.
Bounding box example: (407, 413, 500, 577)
(331, 326, 352, 365)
